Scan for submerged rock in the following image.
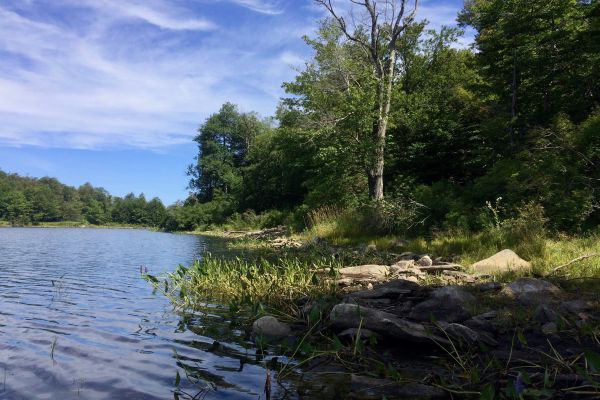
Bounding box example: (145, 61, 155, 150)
(252, 316, 291, 339)
(472, 249, 531, 275)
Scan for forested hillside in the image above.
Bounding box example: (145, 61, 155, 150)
(165, 0, 599, 235)
(0, 171, 167, 226)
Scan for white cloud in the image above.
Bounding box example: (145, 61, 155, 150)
(228, 0, 284, 15)
(97, 0, 217, 31)
(0, 1, 311, 150)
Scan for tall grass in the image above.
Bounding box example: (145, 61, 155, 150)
(151, 254, 340, 318)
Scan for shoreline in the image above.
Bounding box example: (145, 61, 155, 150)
(0, 222, 157, 231)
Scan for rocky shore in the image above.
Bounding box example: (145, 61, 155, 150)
(240, 231, 600, 399)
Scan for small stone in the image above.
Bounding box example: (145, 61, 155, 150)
(541, 322, 558, 335)
(366, 282, 374, 290)
(252, 316, 291, 339)
(417, 255, 433, 267)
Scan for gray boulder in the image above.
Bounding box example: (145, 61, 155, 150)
(472, 249, 531, 275)
(409, 286, 475, 323)
(330, 304, 448, 344)
(503, 278, 562, 303)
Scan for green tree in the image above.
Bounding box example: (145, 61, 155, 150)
(313, 0, 419, 200)
(188, 103, 269, 203)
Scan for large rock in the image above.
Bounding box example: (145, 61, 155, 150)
(252, 316, 291, 339)
(503, 278, 562, 303)
(472, 249, 531, 275)
(409, 286, 475, 323)
(330, 304, 448, 344)
(338, 265, 391, 282)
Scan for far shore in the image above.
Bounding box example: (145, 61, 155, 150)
(0, 221, 157, 230)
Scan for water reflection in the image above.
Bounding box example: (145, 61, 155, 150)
(0, 228, 304, 400)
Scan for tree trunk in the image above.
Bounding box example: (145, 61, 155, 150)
(367, 49, 396, 201)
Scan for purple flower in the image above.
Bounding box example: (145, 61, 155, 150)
(514, 372, 525, 395)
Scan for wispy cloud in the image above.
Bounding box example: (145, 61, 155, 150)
(228, 0, 284, 15)
(0, 0, 313, 150)
(0, 0, 468, 151)
(89, 0, 217, 31)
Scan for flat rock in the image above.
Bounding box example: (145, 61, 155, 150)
(472, 249, 531, 275)
(350, 374, 446, 399)
(338, 265, 391, 281)
(503, 278, 562, 303)
(330, 304, 448, 344)
(252, 316, 291, 339)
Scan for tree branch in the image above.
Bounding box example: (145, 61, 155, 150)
(550, 253, 600, 275)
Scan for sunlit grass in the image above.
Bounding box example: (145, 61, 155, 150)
(150, 254, 341, 319)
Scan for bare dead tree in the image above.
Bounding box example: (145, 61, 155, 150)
(315, 0, 419, 200)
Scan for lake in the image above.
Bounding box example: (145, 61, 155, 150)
(0, 228, 302, 400)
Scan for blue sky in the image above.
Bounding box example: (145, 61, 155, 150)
(0, 0, 470, 204)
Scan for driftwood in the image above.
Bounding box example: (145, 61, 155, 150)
(550, 253, 600, 275)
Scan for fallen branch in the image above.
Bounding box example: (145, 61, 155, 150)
(550, 253, 600, 275)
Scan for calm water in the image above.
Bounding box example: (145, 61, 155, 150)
(0, 228, 302, 400)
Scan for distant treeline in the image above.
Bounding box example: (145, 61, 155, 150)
(166, 0, 599, 234)
(0, 171, 167, 227)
